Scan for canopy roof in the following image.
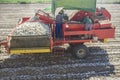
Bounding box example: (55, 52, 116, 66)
(52, 0, 96, 14)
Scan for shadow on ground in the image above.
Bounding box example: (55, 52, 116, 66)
(0, 47, 115, 80)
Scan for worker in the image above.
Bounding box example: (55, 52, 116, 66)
(84, 15, 92, 30)
(55, 10, 64, 39)
(83, 13, 92, 39)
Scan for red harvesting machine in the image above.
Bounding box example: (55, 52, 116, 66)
(0, 0, 115, 59)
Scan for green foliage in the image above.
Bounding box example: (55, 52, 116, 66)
(0, 0, 51, 3)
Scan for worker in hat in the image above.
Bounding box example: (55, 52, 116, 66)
(55, 9, 64, 39)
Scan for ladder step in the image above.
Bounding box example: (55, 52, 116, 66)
(53, 47, 65, 55)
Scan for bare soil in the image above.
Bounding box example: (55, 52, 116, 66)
(0, 4, 120, 80)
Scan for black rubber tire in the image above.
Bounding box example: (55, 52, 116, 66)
(67, 44, 77, 53)
(73, 44, 89, 59)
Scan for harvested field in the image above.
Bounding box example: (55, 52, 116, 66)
(0, 3, 120, 80)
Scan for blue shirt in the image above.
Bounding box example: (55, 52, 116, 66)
(56, 14, 63, 23)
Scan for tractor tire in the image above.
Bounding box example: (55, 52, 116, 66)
(67, 44, 76, 53)
(73, 44, 89, 59)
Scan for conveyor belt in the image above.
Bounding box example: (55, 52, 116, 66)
(10, 35, 50, 48)
(9, 35, 50, 54)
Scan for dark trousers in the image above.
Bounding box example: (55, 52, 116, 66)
(56, 23, 62, 39)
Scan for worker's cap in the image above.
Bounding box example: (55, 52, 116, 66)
(55, 7, 64, 16)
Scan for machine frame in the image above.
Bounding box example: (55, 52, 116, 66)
(0, 0, 115, 58)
